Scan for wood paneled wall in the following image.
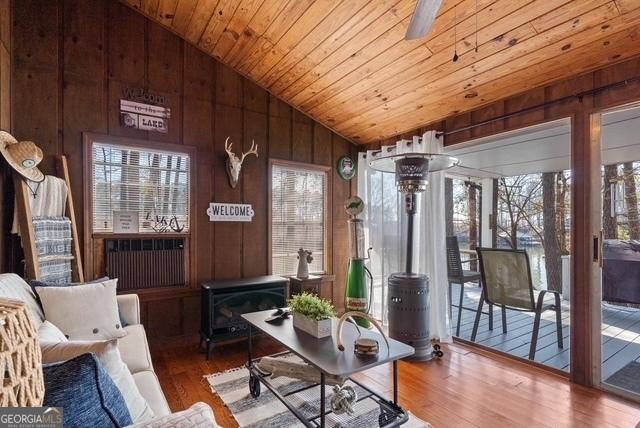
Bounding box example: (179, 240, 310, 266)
(0, 0, 11, 272)
(380, 56, 640, 387)
(10, 0, 356, 338)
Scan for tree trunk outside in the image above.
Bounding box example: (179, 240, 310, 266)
(603, 164, 618, 239)
(445, 178, 454, 237)
(543, 172, 562, 292)
(623, 162, 640, 240)
(492, 179, 498, 248)
(555, 172, 567, 254)
(469, 184, 478, 270)
(510, 222, 518, 249)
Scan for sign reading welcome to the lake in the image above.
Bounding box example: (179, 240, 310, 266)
(120, 87, 171, 134)
(207, 203, 255, 222)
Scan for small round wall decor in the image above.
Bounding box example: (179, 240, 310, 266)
(337, 156, 356, 180)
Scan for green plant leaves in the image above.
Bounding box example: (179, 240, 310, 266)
(288, 292, 336, 321)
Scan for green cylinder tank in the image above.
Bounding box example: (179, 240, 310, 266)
(345, 258, 372, 328)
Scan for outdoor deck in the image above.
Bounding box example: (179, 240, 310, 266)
(451, 282, 640, 388)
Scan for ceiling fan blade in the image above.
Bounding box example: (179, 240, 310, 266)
(405, 0, 444, 40)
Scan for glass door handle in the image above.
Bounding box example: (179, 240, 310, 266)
(593, 230, 604, 268)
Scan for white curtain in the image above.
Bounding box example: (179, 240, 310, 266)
(357, 131, 452, 342)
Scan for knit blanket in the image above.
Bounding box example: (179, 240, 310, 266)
(32, 216, 73, 284)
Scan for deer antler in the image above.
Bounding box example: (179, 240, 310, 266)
(241, 140, 259, 162)
(224, 137, 234, 157)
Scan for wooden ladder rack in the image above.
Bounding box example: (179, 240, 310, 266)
(14, 155, 84, 282)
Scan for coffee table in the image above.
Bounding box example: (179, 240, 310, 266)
(242, 309, 415, 427)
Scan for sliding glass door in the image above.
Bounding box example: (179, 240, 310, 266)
(443, 120, 572, 372)
(594, 103, 640, 400)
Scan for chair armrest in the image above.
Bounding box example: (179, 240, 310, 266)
(536, 289, 562, 309)
(538, 289, 561, 299)
(117, 294, 140, 325)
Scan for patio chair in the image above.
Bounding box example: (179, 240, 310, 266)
(446, 236, 495, 336)
(471, 248, 563, 360)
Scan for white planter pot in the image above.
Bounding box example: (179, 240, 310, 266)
(292, 313, 332, 338)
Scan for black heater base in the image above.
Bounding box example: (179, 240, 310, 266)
(388, 272, 441, 361)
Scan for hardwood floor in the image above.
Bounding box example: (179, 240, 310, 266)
(150, 335, 640, 427)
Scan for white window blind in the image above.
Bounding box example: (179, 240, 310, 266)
(92, 142, 191, 233)
(271, 164, 327, 276)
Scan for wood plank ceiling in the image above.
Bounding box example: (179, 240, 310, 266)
(123, 0, 640, 144)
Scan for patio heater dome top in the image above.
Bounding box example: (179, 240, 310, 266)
(368, 152, 459, 174)
(369, 152, 459, 194)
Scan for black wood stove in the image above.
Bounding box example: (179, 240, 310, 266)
(200, 275, 289, 359)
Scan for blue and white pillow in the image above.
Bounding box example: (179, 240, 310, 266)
(43, 353, 133, 428)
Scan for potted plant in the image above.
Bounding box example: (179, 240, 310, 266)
(289, 292, 335, 338)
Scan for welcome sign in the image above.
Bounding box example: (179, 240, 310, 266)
(207, 203, 255, 222)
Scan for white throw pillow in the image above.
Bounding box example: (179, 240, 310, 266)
(41, 340, 155, 423)
(35, 279, 127, 340)
(125, 402, 217, 427)
(37, 320, 68, 343)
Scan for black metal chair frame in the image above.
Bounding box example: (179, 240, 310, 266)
(471, 247, 564, 360)
(446, 236, 498, 337)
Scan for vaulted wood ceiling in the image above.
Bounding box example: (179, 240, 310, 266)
(123, 0, 640, 144)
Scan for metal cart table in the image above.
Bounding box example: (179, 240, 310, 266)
(242, 309, 415, 427)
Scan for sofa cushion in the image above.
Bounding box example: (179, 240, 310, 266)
(35, 278, 127, 340)
(43, 353, 133, 428)
(132, 371, 171, 418)
(41, 339, 155, 423)
(119, 324, 154, 374)
(31, 276, 129, 327)
(38, 320, 68, 343)
(125, 402, 217, 428)
(0, 273, 44, 327)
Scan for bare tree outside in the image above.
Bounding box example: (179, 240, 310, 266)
(623, 162, 640, 240)
(445, 178, 454, 237)
(556, 171, 570, 253)
(542, 172, 562, 292)
(603, 164, 618, 239)
(496, 175, 543, 250)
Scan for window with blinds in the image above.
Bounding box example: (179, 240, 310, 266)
(91, 142, 191, 234)
(271, 163, 327, 276)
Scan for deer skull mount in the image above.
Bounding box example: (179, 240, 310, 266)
(224, 137, 258, 188)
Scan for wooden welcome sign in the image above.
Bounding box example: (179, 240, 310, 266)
(120, 87, 170, 133)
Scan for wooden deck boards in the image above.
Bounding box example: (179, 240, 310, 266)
(451, 282, 640, 388)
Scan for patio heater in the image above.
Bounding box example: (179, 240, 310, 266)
(369, 149, 458, 360)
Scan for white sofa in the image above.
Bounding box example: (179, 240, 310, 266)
(0, 273, 174, 418)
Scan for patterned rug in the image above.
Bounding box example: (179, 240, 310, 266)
(205, 354, 432, 428)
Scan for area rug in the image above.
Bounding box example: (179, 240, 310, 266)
(205, 354, 432, 428)
(604, 361, 640, 395)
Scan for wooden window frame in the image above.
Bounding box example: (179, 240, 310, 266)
(267, 159, 332, 276)
(82, 133, 197, 288)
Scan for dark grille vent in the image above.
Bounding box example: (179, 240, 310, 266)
(105, 238, 186, 291)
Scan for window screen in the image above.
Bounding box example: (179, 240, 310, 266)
(92, 142, 190, 233)
(271, 164, 327, 276)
